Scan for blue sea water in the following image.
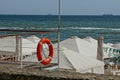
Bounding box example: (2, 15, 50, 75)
(0, 15, 120, 43)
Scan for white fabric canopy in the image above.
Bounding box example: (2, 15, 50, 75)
(22, 41, 105, 74)
(60, 36, 97, 59)
(22, 38, 37, 56)
(0, 36, 16, 53)
(51, 36, 105, 74)
(26, 35, 40, 43)
(83, 36, 114, 58)
(59, 47, 104, 74)
(0, 36, 37, 56)
(15, 36, 105, 74)
(0, 36, 105, 74)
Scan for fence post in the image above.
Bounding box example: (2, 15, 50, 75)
(19, 35, 23, 68)
(15, 35, 23, 68)
(15, 35, 19, 61)
(97, 36, 104, 61)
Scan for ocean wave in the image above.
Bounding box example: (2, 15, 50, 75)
(63, 27, 120, 31)
(0, 27, 120, 31)
(44, 27, 120, 31)
(0, 27, 24, 30)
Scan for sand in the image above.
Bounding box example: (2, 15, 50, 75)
(0, 62, 120, 80)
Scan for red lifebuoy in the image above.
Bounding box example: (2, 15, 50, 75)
(37, 38, 54, 65)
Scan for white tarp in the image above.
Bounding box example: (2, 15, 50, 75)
(28, 45, 104, 74)
(59, 47, 104, 74)
(60, 36, 97, 59)
(22, 38, 37, 56)
(26, 35, 40, 43)
(83, 36, 112, 48)
(0, 36, 37, 56)
(0, 36, 16, 53)
(0, 36, 105, 74)
(83, 36, 113, 58)
(51, 36, 105, 74)
(11, 36, 104, 74)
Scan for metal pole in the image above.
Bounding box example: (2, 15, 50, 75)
(58, 0, 61, 68)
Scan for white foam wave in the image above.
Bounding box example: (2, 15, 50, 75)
(0, 27, 24, 30)
(0, 27, 120, 31)
(42, 27, 120, 31)
(63, 27, 120, 31)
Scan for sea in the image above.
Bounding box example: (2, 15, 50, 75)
(0, 15, 120, 43)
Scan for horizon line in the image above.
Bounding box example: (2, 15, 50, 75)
(0, 14, 120, 16)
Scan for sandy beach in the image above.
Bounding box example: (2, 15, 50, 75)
(0, 60, 120, 80)
(0, 64, 120, 80)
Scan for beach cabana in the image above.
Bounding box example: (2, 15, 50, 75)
(59, 36, 97, 59)
(26, 35, 40, 43)
(0, 36, 16, 55)
(83, 36, 112, 48)
(21, 36, 104, 74)
(0, 36, 37, 57)
(51, 37, 104, 74)
(25, 41, 105, 74)
(83, 36, 113, 58)
(22, 38, 37, 56)
(58, 47, 104, 74)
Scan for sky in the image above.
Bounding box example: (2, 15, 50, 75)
(0, 0, 120, 15)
